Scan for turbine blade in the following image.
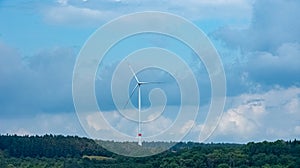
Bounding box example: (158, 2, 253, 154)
(123, 84, 139, 109)
(128, 64, 139, 83)
(139, 81, 164, 85)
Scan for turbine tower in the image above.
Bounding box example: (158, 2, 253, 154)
(123, 65, 161, 146)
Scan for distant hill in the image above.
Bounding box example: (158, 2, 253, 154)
(0, 134, 299, 168)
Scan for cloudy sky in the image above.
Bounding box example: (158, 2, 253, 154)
(0, 0, 299, 143)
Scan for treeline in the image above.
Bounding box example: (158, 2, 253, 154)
(0, 134, 111, 158)
(0, 134, 299, 168)
(160, 140, 300, 167)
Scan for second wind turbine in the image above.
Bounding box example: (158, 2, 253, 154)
(123, 65, 162, 146)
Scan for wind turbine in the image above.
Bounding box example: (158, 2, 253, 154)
(123, 65, 162, 146)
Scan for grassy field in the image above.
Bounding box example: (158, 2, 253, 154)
(82, 155, 115, 160)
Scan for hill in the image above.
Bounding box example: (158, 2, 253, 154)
(0, 134, 299, 167)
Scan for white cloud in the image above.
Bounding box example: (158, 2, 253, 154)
(45, 0, 253, 26)
(15, 128, 33, 136)
(82, 105, 199, 141)
(0, 112, 85, 136)
(210, 86, 300, 142)
(86, 112, 111, 131)
(169, 0, 253, 20)
(58, 86, 300, 143)
(45, 5, 116, 26)
(285, 98, 300, 114)
(1, 86, 299, 143)
(142, 115, 173, 136)
(57, 0, 68, 6)
(216, 98, 264, 140)
(85, 109, 173, 138)
(180, 120, 195, 134)
(294, 126, 300, 135)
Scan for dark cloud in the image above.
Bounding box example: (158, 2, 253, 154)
(215, 0, 300, 87)
(0, 43, 76, 116)
(216, 0, 300, 52)
(0, 43, 36, 116)
(27, 47, 76, 113)
(247, 43, 300, 85)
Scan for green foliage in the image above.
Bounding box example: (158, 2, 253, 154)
(0, 134, 299, 168)
(0, 134, 111, 158)
(217, 163, 230, 168)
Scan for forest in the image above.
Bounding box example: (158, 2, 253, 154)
(0, 134, 299, 168)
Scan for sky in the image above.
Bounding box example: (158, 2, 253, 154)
(0, 0, 299, 144)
